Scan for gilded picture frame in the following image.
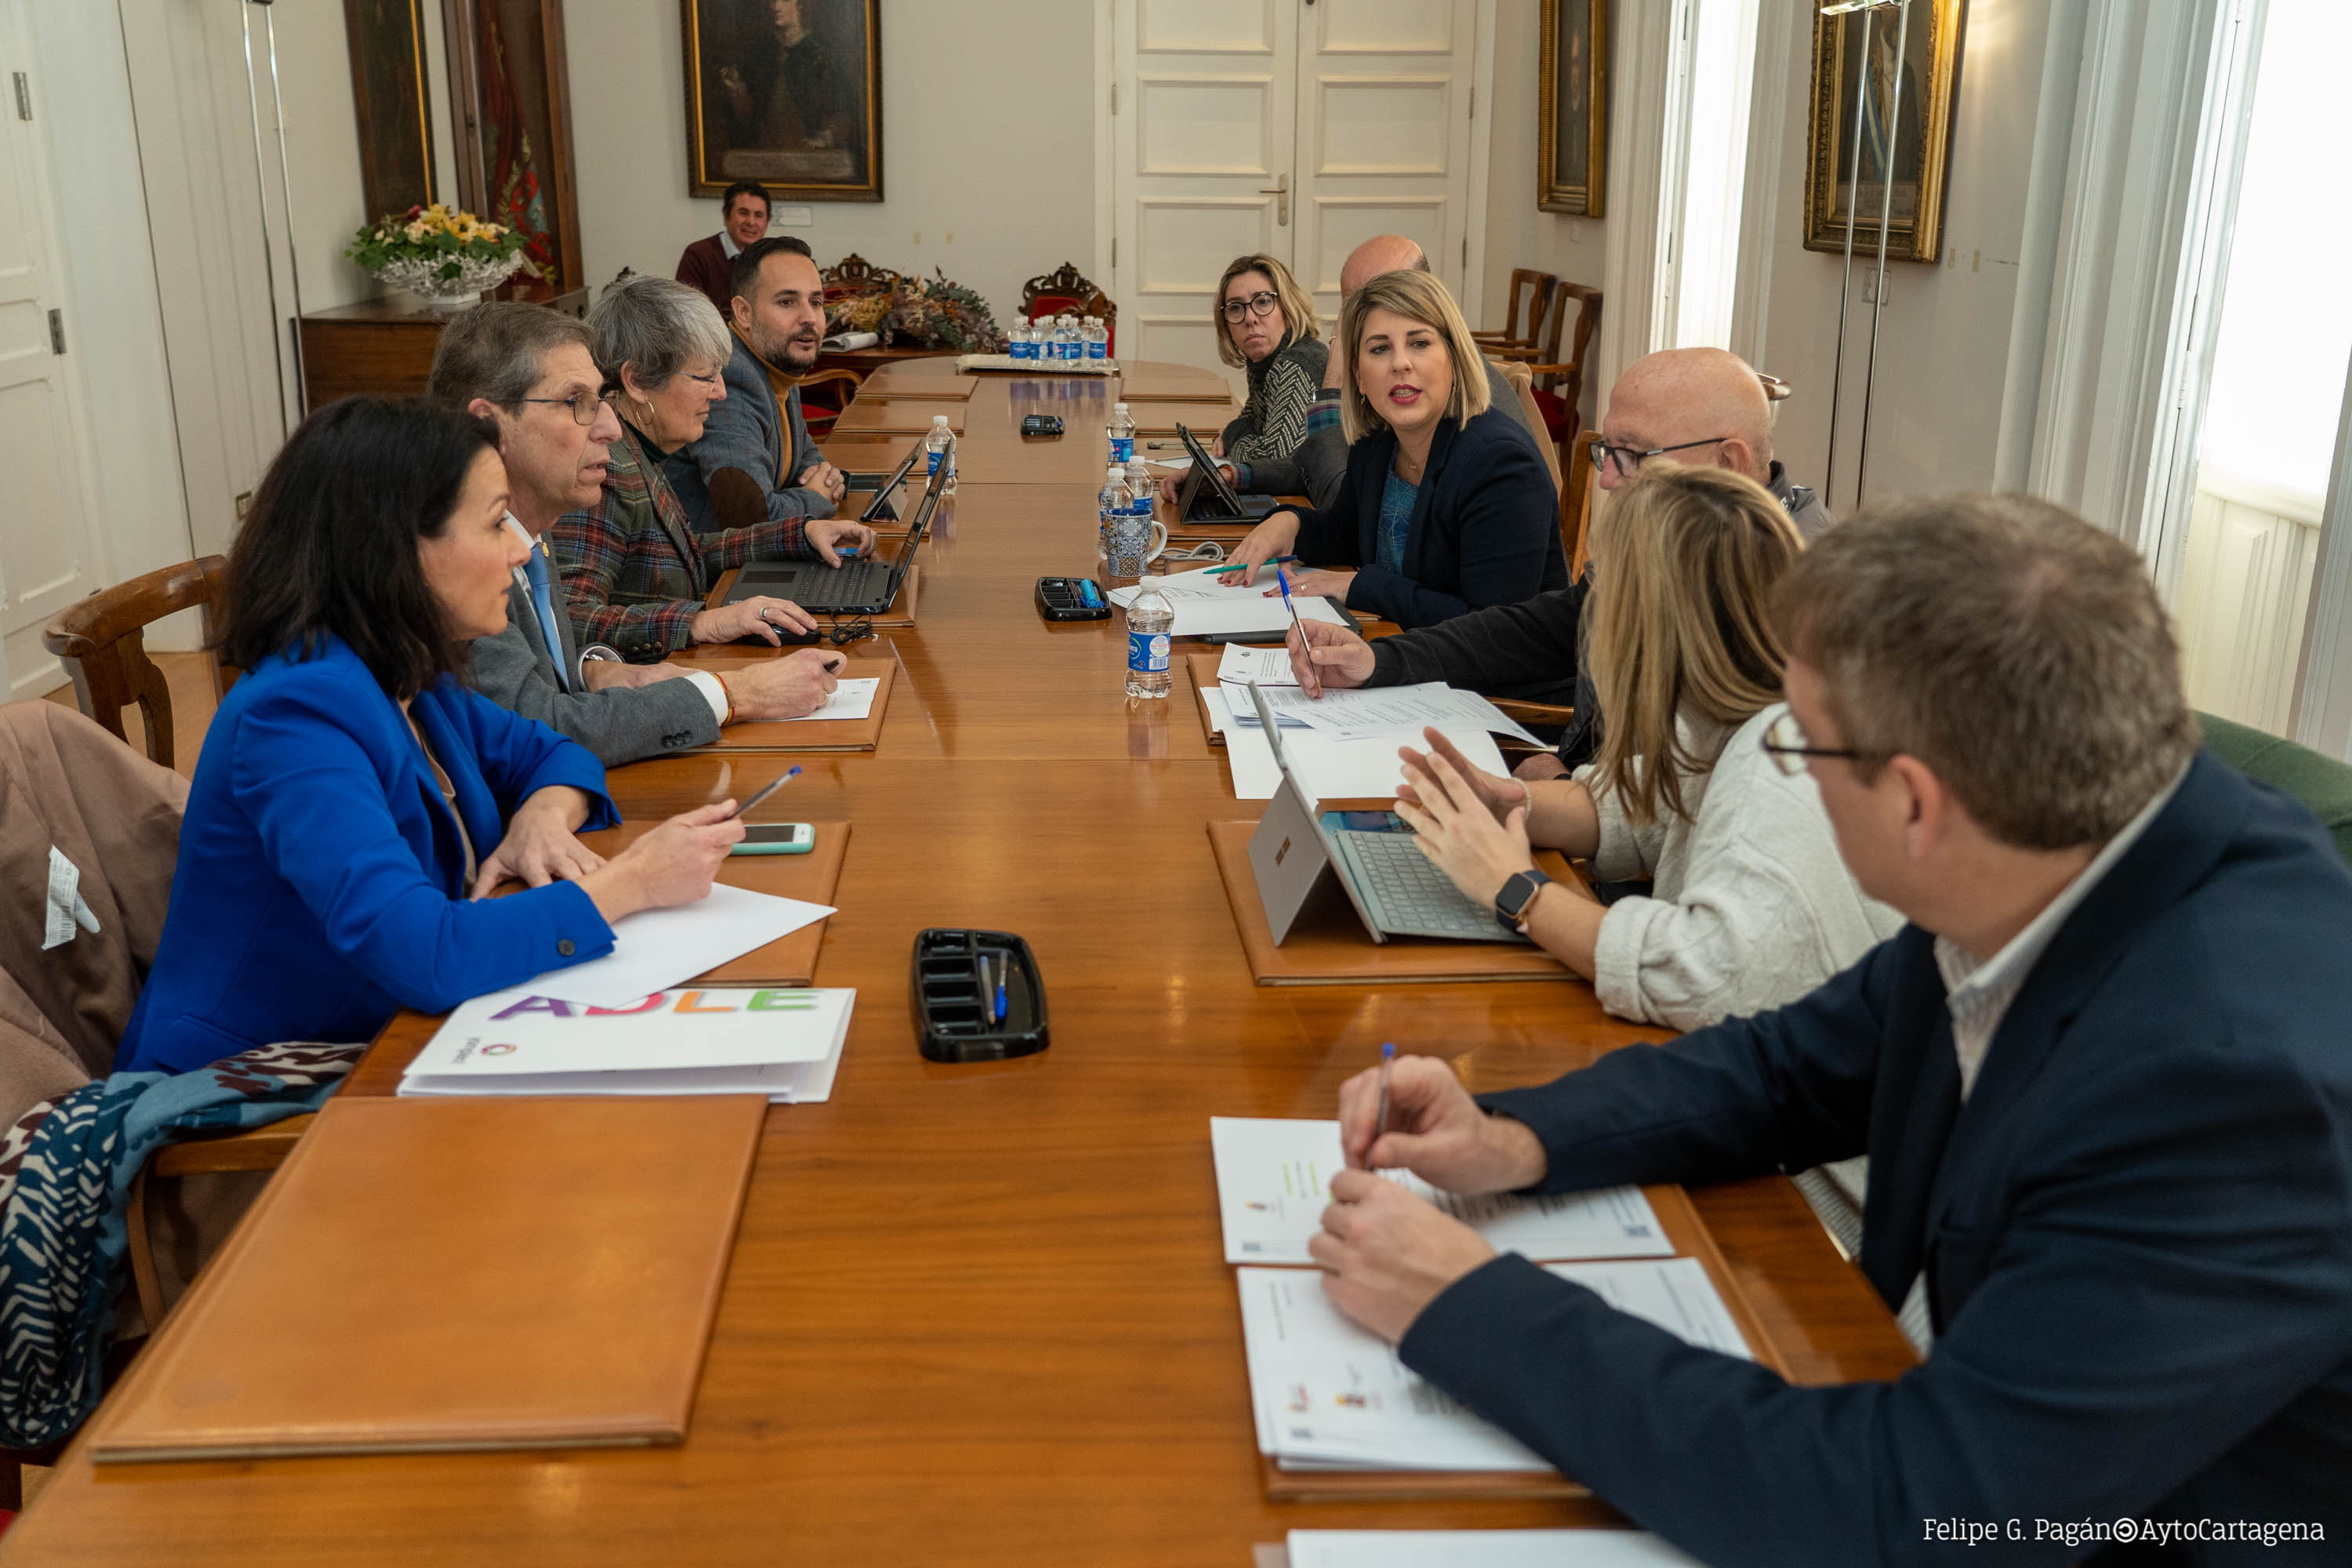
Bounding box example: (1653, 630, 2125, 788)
(682, 0, 883, 202)
(1537, 0, 1609, 217)
(1802, 0, 1967, 263)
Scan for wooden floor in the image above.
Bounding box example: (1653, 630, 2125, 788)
(40, 652, 220, 778)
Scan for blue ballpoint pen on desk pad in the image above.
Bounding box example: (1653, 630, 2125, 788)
(724, 765, 800, 820)
(1373, 1042, 1396, 1145)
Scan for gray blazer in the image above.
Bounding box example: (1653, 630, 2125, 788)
(1264, 359, 1541, 511)
(666, 330, 834, 533)
(468, 566, 720, 766)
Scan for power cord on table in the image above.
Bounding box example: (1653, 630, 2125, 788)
(1163, 540, 1227, 564)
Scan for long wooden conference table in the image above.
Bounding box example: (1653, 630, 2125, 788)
(9, 359, 1914, 1563)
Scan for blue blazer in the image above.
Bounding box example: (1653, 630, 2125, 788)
(1289, 406, 1566, 630)
(1402, 752, 2352, 1566)
(118, 637, 621, 1075)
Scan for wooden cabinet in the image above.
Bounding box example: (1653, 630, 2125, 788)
(296, 290, 586, 412)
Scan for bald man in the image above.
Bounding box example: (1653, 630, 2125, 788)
(1283, 346, 1831, 779)
(1240, 235, 1540, 510)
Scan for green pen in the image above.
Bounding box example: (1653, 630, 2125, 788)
(1209, 555, 1298, 575)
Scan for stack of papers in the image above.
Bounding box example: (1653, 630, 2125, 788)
(1110, 565, 1351, 640)
(1239, 1258, 1750, 1472)
(1286, 1530, 1701, 1567)
(401, 985, 855, 1102)
(1210, 1120, 1670, 1265)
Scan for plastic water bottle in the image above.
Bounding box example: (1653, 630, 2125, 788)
(1108, 402, 1135, 466)
(927, 414, 956, 495)
(1124, 456, 1153, 527)
(1058, 314, 1080, 361)
(1009, 318, 1032, 361)
(1084, 315, 1109, 361)
(1099, 463, 1130, 540)
(1126, 579, 1173, 699)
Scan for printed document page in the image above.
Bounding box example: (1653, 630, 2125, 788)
(1286, 1530, 1701, 1567)
(1110, 566, 1350, 640)
(510, 883, 835, 1010)
(774, 676, 879, 723)
(1217, 644, 1299, 687)
(1255, 683, 1543, 746)
(1210, 1118, 1671, 1264)
(1206, 694, 1510, 802)
(1240, 1258, 1750, 1470)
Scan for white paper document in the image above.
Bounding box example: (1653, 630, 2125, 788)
(1240, 1258, 1749, 1472)
(1205, 689, 1512, 803)
(774, 676, 879, 723)
(1217, 644, 1299, 688)
(1286, 1530, 1701, 1568)
(1110, 565, 1352, 641)
(510, 882, 835, 1011)
(1256, 682, 1543, 747)
(1210, 1119, 1671, 1265)
(400, 986, 855, 1102)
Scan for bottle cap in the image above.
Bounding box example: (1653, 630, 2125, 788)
(1113, 401, 1129, 412)
(931, 414, 950, 426)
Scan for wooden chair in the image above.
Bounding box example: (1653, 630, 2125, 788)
(1564, 426, 1600, 580)
(42, 557, 233, 771)
(1494, 281, 1602, 450)
(822, 252, 899, 296)
(789, 366, 864, 438)
(1022, 262, 1118, 354)
(1472, 268, 1556, 355)
(1494, 358, 1562, 494)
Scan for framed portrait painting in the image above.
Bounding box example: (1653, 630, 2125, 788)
(1537, 0, 1608, 216)
(683, 0, 882, 201)
(1802, 0, 1967, 263)
(343, 0, 439, 221)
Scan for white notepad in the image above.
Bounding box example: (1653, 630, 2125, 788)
(775, 676, 879, 723)
(1286, 1530, 1701, 1568)
(1201, 689, 1512, 803)
(1239, 1258, 1749, 1472)
(1111, 565, 1351, 641)
(1210, 1118, 1671, 1265)
(400, 985, 854, 1103)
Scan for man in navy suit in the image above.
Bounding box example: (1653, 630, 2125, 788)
(1315, 493, 2352, 1565)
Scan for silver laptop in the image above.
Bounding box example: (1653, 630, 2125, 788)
(1239, 682, 1528, 946)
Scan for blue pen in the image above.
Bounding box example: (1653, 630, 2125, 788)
(1373, 1042, 1396, 1145)
(993, 955, 1008, 1025)
(1276, 564, 1308, 645)
(724, 765, 800, 820)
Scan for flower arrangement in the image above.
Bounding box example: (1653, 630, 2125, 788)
(825, 267, 1007, 353)
(346, 203, 532, 303)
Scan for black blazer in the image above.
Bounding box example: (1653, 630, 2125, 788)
(1403, 752, 2352, 1566)
(1287, 407, 1566, 630)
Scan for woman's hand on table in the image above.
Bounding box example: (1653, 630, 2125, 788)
(1274, 567, 1355, 603)
(579, 803, 743, 924)
(471, 786, 604, 898)
(1224, 511, 1301, 586)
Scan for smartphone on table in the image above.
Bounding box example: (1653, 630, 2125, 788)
(728, 822, 817, 856)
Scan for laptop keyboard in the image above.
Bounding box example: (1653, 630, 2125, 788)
(735, 559, 887, 612)
(1331, 830, 1529, 943)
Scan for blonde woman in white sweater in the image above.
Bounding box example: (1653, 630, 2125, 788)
(1395, 464, 1903, 1032)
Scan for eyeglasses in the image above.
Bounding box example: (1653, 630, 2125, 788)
(517, 392, 604, 427)
(1220, 291, 1281, 324)
(1759, 712, 1870, 778)
(1588, 435, 1732, 476)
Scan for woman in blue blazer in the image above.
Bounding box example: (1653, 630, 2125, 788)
(1225, 269, 1566, 630)
(118, 398, 745, 1075)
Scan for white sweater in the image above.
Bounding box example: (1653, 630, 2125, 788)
(1575, 703, 1904, 1030)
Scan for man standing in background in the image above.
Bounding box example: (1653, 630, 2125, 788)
(675, 180, 771, 314)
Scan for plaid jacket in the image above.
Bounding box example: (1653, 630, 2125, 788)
(550, 423, 811, 657)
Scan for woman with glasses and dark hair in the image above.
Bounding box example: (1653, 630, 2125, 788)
(117, 397, 746, 1075)
(549, 274, 831, 661)
(1385, 464, 1899, 1032)
(1221, 269, 1566, 630)
(1159, 254, 1328, 506)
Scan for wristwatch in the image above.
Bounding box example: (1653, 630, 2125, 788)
(575, 644, 623, 687)
(1493, 869, 1554, 935)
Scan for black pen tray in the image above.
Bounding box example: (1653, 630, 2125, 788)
(911, 928, 1049, 1062)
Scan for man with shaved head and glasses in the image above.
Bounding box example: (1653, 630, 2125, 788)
(1287, 345, 1829, 778)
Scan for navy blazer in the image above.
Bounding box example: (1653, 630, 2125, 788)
(1402, 752, 2352, 1566)
(118, 636, 620, 1075)
(1288, 406, 1566, 630)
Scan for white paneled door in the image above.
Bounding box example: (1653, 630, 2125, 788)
(0, 2, 102, 698)
(1110, 0, 1487, 387)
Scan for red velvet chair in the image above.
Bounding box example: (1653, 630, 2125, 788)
(1021, 262, 1116, 355)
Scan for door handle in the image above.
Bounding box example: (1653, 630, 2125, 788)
(1258, 172, 1289, 227)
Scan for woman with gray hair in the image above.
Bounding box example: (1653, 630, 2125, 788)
(548, 273, 824, 658)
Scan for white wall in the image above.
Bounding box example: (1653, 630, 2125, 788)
(270, 0, 397, 315)
(1747, 0, 2068, 508)
(563, 0, 1097, 323)
(1478, 0, 1606, 429)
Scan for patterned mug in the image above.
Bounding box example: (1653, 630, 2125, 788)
(1103, 516, 1168, 578)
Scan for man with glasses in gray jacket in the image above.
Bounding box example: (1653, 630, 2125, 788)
(430, 303, 842, 766)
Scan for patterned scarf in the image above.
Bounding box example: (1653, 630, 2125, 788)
(0, 1042, 360, 1447)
